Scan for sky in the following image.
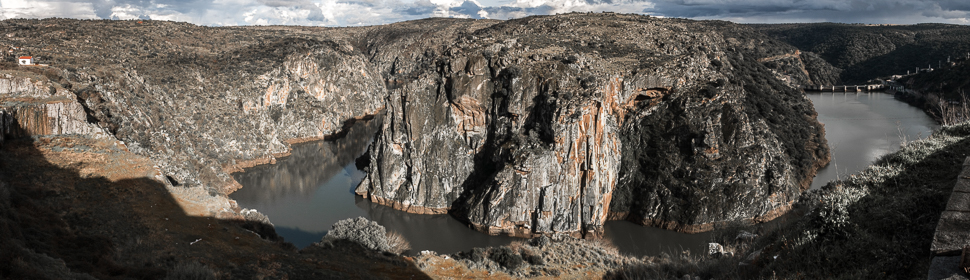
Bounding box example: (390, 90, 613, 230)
(0, 0, 968, 27)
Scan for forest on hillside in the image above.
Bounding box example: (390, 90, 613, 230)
(752, 23, 970, 84)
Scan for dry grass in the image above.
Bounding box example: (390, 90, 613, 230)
(385, 231, 411, 255)
(586, 236, 620, 255)
(164, 262, 217, 280)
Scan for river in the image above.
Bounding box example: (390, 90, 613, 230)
(230, 92, 936, 256)
(808, 92, 937, 189)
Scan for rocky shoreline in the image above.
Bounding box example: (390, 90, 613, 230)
(351, 14, 830, 237)
(0, 14, 830, 237)
(0, 14, 858, 279)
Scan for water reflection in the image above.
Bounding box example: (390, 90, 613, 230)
(355, 196, 518, 254)
(230, 92, 938, 256)
(230, 116, 381, 247)
(808, 92, 937, 189)
(604, 221, 713, 257)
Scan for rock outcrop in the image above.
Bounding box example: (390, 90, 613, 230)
(0, 71, 110, 142)
(0, 14, 828, 237)
(353, 14, 829, 236)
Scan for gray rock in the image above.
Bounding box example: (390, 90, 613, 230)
(708, 243, 733, 258)
(1, 15, 828, 237)
(355, 14, 828, 236)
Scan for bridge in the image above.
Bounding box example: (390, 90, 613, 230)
(802, 84, 885, 92)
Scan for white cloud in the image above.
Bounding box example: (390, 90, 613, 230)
(0, 0, 99, 19)
(0, 0, 966, 26)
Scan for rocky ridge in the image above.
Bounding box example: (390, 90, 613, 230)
(353, 14, 829, 235)
(0, 14, 827, 239)
(0, 20, 385, 219)
(751, 23, 970, 84)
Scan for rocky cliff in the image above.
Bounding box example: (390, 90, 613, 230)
(0, 20, 385, 220)
(0, 14, 827, 238)
(352, 15, 829, 236)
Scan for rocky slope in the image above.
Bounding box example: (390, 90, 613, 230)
(352, 14, 829, 235)
(0, 19, 386, 219)
(0, 14, 827, 241)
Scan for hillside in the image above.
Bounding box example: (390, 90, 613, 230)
(752, 23, 970, 84)
(0, 14, 832, 278)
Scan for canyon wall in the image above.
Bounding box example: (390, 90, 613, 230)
(0, 71, 110, 143)
(353, 15, 829, 236)
(0, 15, 827, 236)
(0, 20, 386, 219)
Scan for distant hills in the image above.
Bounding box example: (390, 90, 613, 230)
(752, 23, 970, 84)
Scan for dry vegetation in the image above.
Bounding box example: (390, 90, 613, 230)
(598, 121, 970, 279)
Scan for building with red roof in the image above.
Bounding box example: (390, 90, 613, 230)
(18, 56, 33, 65)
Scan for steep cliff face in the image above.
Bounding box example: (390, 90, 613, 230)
(82, 38, 386, 195)
(610, 48, 828, 232)
(1, 15, 827, 237)
(0, 20, 387, 221)
(0, 71, 110, 142)
(353, 14, 829, 236)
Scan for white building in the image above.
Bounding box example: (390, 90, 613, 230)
(18, 56, 33, 65)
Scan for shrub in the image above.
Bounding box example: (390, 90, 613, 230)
(320, 217, 390, 252)
(164, 262, 217, 280)
(530, 235, 550, 248)
(488, 246, 524, 270)
(520, 247, 544, 266)
(385, 231, 411, 254)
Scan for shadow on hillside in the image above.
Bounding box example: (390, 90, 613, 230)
(0, 128, 430, 279)
(605, 125, 970, 279)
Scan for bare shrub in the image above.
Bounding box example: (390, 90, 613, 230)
(385, 231, 411, 254)
(587, 236, 619, 255)
(934, 93, 970, 126)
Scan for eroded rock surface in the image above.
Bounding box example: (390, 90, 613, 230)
(1, 14, 827, 237)
(0, 20, 385, 210)
(353, 14, 829, 236)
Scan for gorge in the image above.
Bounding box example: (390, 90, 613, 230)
(1, 14, 966, 279)
(228, 90, 937, 257)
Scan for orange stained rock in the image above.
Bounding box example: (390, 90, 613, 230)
(450, 95, 486, 134)
(613, 86, 669, 124)
(264, 84, 275, 105)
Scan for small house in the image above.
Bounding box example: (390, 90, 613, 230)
(18, 56, 33, 65)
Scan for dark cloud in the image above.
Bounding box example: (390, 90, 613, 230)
(450, 1, 484, 18)
(939, 0, 970, 11)
(398, 4, 437, 16)
(633, 0, 966, 24)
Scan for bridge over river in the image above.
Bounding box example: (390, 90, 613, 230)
(803, 84, 885, 92)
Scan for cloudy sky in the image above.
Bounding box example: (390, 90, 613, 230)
(0, 0, 967, 26)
